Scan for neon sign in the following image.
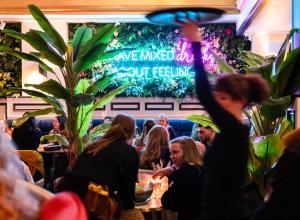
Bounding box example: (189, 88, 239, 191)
(175, 41, 220, 73)
(111, 39, 219, 78)
(114, 50, 175, 62)
(113, 66, 193, 78)
(176, 42, 194, 63)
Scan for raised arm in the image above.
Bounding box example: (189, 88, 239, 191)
(181, 23, 242, 132)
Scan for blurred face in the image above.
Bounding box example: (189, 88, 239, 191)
(103, 117, 111, 123)
(158, 117, 168, 127)
(53, 117, 60, 130)
(170, 143, 184, 167)
(198, 127, 211, 143)
(127, 138, 134, 146)
(213, 91, 245, 116)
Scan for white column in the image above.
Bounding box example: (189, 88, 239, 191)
(244, 0, 292, 56)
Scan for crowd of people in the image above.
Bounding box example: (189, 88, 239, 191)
(1, 22, 300, 220)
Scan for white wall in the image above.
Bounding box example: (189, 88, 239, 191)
(236, 0, 260, 30)
(244, 0, 292, 56)
(5, 97, 206, 120)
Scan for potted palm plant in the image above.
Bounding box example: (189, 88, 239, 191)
(241, 29, 300, 190)
(0, 4, 133, 166)
(212, 28, 300, 192)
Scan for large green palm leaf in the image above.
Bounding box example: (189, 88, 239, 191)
(28, 4, 67, 55)
(187, 114, 220, 132)
(77, 24, 117, 57)
(3, 29, 65, 67)
(272, 47, 300, 98)
(5, 87, 64, 113)
(25, 79, 70, 100)
(72, 26, 93, 60)
(1, 5, 133, 160)
(0, 46, 54, 73)
(13, 107, 63, 127)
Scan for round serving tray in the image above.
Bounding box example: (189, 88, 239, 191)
(146, 7, 224, 26)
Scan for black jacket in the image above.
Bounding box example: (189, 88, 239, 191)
(168, 126, 177, 140)
(161, 163, 203, 220)
(12, 127, 41, 150)
(66, 139, 139, 210)
(193, 42, 249, 220)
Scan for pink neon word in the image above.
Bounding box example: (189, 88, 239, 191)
(175, 41, 216, 67)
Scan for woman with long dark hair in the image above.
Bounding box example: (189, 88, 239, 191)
(181, 23, 270, 220)
(49, 115, 66, 135)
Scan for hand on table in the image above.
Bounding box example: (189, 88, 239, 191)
(153, 166, 175, 179)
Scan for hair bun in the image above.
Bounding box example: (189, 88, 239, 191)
(245, 74, 270, 104)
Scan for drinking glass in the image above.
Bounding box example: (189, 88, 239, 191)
(151, 177, 162, 199)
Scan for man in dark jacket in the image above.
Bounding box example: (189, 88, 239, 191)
(197, 124, 216, 150)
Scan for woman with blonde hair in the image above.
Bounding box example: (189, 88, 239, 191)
(139, 125, 170, 170)
(159, 136, 203, 220)
(65, 114, 139, 219)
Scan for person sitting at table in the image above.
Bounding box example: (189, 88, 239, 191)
(139, 125, 171, 170)
(157, 114, 176, 140)
(0, 121, 39, 220)
(0, 121, 88, 220)
(103, 116, 112, 124)
(155, 136, 203, 220)
(12, 116, 41, 150)
(49, 115, 68, 138)
(44, 115, 69, 191)
(64, 114, 139, 219)
(0, 121, 34, 183)
(197, 124, 218, 154)
(134, 118, 157, 153)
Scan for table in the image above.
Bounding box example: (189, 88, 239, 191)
(37, 144, 68, 192)
(37, 144, 65, 154)
(136, 194, 164, 220)
(136, 195, 164, 211)
(136, 174, 168, 220)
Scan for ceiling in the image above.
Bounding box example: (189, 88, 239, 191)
(0, 0, 241, 24)
(0, 0, 239, 14)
